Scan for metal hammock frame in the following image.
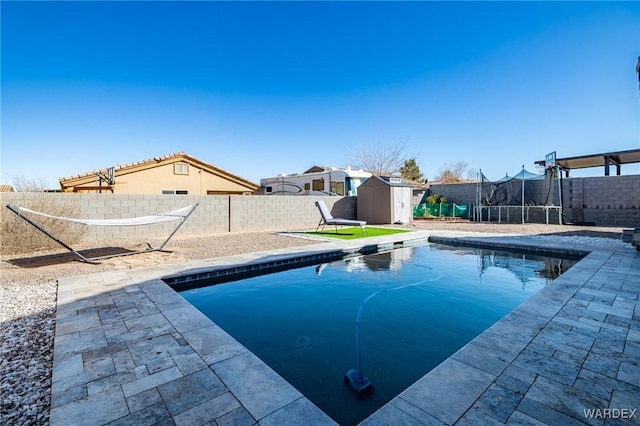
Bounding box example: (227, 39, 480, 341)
(5, 203, 198, 263)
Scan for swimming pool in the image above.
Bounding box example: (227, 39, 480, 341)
(178, 243, 578, 425)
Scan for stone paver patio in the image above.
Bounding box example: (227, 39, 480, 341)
(49, 230, 640, 425)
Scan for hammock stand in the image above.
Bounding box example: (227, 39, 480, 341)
(5, 203, 199, 263)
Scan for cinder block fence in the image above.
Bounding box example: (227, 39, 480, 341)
(3, 173, 638, 245)
(1, 193, 357, 242)
(427, 175, 640, 228)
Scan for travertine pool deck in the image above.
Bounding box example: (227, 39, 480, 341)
(49, 231, 640, 425)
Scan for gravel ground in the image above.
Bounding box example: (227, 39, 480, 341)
(0, 222, 631, 425)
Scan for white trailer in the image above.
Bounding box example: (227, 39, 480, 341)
(259, 167, 371, 196)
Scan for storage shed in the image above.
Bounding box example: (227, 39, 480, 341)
(357, 176, 412, 224)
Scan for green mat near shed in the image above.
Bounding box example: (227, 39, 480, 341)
(305, 226, 410, 240)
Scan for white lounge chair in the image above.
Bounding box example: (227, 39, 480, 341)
(314, 200, 366, 234)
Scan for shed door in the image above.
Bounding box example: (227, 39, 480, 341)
(393, 187, 412, 224)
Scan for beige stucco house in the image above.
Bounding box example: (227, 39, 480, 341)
(59, 152, 258, 195)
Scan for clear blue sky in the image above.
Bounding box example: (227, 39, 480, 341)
(2, 1, 639, 189)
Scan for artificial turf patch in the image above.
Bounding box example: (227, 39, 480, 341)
(305, 226, 410, 240)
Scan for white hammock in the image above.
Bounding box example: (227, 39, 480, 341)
(6, 203, 199, 263)
(16, 205, 195, 227)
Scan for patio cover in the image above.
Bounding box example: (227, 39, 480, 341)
(534, 149, 640, 176)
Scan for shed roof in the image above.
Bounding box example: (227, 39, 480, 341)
(362, 175, 411, 187)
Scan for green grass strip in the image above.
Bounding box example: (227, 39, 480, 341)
(305, 226, 410, 240)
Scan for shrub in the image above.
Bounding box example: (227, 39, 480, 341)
(426, 194, 447, 204)
(1, 196, 86, 255)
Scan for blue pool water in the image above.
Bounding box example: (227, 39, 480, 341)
(179, 243, 578, 425)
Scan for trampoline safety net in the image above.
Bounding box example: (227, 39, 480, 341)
(476, 167, 563, 225)
(479, 169, 556, 207)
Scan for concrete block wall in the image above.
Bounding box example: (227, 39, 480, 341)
(427, 175, 640, 227)
(228, 195, 356, 233)
(566, 176, 640, 209)
(428, 183, 478, 204)
(2, 193, 230, 241)
(577, 209, 640, 227)
(563, 175, 640, 227)
(1, 193, 357, 242)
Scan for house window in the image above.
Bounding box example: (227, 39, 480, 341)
(331, 181, 345, 195)
(266, 186, 273, 193)
(312, 179, 324, 191)
(208, 191, 245, 195)
(162, 190, 188, 195)
(174, 163, 189, 175)
(304, 183, 310, 191)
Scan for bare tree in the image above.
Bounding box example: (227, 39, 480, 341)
(435, 161, 469, 183)
(12, 176, 50, 192)
(466, 167, 479, 181)
(348, 140, 408, 176)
